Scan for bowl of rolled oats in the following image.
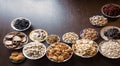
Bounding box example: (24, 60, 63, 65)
(72, 39, 98, 58)
(46, 42, 73, 63)
(62, 32, 79, 44)
(99, 40, 120, 59)
(23, 42, 46, 60)
(80, 28, 98, 40)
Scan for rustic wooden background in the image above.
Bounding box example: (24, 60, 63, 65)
(0, 0, 120, 66)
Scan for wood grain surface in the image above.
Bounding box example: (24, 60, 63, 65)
(0, 0, 120, 66)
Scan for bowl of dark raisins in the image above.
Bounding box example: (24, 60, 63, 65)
(101, 3, 120, 18)
(100, 26, 120, 40)
(11, 17, 31, 31)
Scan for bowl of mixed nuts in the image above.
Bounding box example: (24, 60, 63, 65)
(80, 28, 98, 40)
(23, 42, 46, 60)
(46, 42, 73, 63)
(72, 39, 98, 58)
(62, 32, 79, 44)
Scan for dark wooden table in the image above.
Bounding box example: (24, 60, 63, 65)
(0, 0, 120, 66)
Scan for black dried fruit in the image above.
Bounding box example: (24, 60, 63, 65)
(14, 19, 30, 30)
(104, 28, 120, 39)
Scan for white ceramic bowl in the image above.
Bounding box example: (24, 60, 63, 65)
(23, 42, 46, 60)
(99, 40, 120, 59)
(46, 34, 60, 44)
(72, 39, 99, 58)
(29, 29, 48, 42)
(80, 28, 99, 40)
(62, 32, 79, 44)
(11, 17, 31, 31)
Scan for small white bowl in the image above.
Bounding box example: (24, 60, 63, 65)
(80, 28, 99, 40)
(29, 29, 48, 42)
(11, 17, 31, 31)
(89, 15, 108, 27)
(46, 35, 60, 44)
(62, 32, 79, 44)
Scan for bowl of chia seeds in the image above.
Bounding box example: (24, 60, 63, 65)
(11, 17, 31, 31)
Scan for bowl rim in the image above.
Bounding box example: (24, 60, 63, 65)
(101, 3, 120, 18)
(11, 17, 31, 31)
